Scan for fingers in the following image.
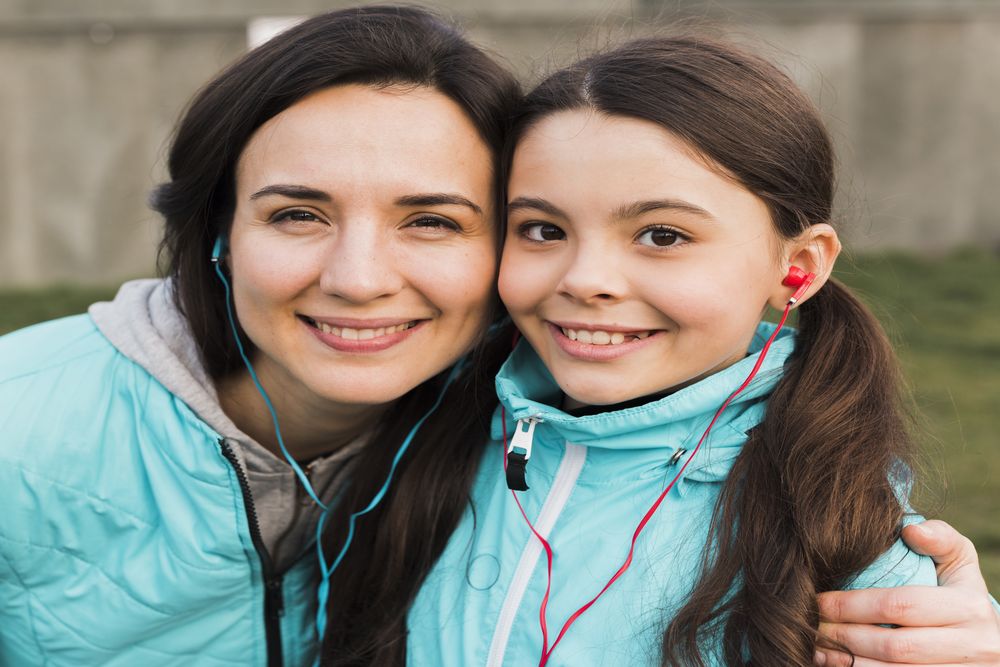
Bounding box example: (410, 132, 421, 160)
(817, 586, 980, 626)
(900, 521, 987, 588)
(818, 623, 981, 664)
(814, 647, 967, 667)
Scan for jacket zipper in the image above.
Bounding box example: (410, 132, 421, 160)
(219, 439, 285, 667)
(486, 439, 587, 667)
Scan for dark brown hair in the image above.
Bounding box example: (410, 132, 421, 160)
(152, 4, 520, 379)
(150, 6, 521, 664)
(506, 37, 915, 666)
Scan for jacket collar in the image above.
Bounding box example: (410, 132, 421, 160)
(491, 322, 797, 486)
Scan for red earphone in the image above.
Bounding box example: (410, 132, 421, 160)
(782, 266, 816, 305)
(503, 266, 818, 666)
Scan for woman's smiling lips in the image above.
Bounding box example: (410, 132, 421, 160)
(299, 315, 427, 353)
(547, 321, 663, 361)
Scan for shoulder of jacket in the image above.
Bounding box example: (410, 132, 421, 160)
(0, 314, 209, 452)
(0, 314, 113, 385)
(844, 522, 938, 591)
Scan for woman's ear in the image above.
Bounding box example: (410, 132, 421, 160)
(767, 223, 842, 310)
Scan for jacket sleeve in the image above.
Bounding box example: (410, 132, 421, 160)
(841, 513, 938, 591)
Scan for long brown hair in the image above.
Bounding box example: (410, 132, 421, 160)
(507, 37, 915, 665)
(152, 5, 520, 379)
(150, 6, 521, 664)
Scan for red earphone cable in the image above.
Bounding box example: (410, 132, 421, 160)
(502, 303, 794, 667)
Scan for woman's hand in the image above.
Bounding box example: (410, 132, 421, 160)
(815, 520, 1000, 666)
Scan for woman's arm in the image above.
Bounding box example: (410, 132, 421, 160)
(815, 520, 1000, 666)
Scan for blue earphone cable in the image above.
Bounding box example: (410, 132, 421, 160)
(214, 258, 328, 509)
(213, 242, 462, 659)
(314, 359, 463, 641)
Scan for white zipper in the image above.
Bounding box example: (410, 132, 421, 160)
(507, 417, 539, 460)
(486, 439, 587, 667)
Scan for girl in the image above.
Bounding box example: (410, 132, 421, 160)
(395, 36, 971, 666)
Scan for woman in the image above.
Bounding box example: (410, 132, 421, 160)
(0, 7, 518, 666)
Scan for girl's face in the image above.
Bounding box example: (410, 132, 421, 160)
(500, 110, 794, 407)
(227, 84, 496, 409)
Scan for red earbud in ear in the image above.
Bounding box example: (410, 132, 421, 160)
(782, 266, 816, 304)
(782, 266, 809, 287)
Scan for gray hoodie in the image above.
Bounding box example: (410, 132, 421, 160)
(89, 278, 366, 572)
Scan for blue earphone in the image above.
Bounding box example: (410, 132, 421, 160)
(210, 234, 461, 650)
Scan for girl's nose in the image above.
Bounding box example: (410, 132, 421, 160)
(556, 240, 627, 304)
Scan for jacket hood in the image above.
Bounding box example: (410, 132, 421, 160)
(492, 322, 797, 486)
(88, 279, 247, 440)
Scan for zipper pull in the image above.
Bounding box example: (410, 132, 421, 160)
(506, 418, 538, 491)
(667, 448, 688, 467)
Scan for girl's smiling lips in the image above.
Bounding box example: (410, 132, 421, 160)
(546, 321, 664, 361)
(299, 314, 428, 353)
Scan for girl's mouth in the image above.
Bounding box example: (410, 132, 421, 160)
(547, 322, 664, 360)
(558, 326, 652, 346)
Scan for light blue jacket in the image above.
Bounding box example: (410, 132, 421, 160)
(408, 324, 937, 666)
(0, 315, 316, 667)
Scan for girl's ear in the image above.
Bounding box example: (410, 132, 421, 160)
(767, 223, 842, 310)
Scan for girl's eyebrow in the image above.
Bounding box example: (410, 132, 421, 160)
(508, 196, 714, 223)
(613, 199, 716, 222)
(507, 196, 567, 219)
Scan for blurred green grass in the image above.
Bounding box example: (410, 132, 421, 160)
(1, 251, 997, 591)
(834, 250, 1000, 592)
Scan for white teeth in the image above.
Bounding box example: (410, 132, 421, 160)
(314, 320, 416, 339)
(560, 326, 653, 346)
(591, 331, 611, 345)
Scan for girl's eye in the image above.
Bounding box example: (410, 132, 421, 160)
(270, 209, 321, 224)
(519, 222, 565, 242)
(407, 216, 461, 232)
(636, 226, 686, 248)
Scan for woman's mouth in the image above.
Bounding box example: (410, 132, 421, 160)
(299, 316, 424, 352)
(301, 317, 419, 340)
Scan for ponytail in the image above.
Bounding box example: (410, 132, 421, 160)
(663, 279, 915, 665)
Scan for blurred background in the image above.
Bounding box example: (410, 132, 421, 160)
(0, 0, 997, 589)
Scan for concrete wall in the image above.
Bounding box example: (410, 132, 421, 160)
(1, 0, 998, 286)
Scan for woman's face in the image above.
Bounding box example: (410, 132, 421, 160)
(227, 84, 496, 408)
(500, 110, 792, 407)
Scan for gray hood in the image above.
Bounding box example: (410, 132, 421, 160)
(89, 278, 365, 571)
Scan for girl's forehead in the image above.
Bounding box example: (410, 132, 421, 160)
(508, 110, 766, 222)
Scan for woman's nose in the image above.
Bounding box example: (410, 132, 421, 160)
(317, 223, 405, 303)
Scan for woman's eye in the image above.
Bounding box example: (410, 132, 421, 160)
(636, 227, 685, 248)
(407, 216, 460, 231)
(520, 222, 565, 242)
(270, 209, 321, 224)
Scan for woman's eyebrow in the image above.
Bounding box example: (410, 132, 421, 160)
(395, 193, 483, 217)
(507, 196, 567, 219)
(613, 199, 716, 222)
(249, 184, 331, 201)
